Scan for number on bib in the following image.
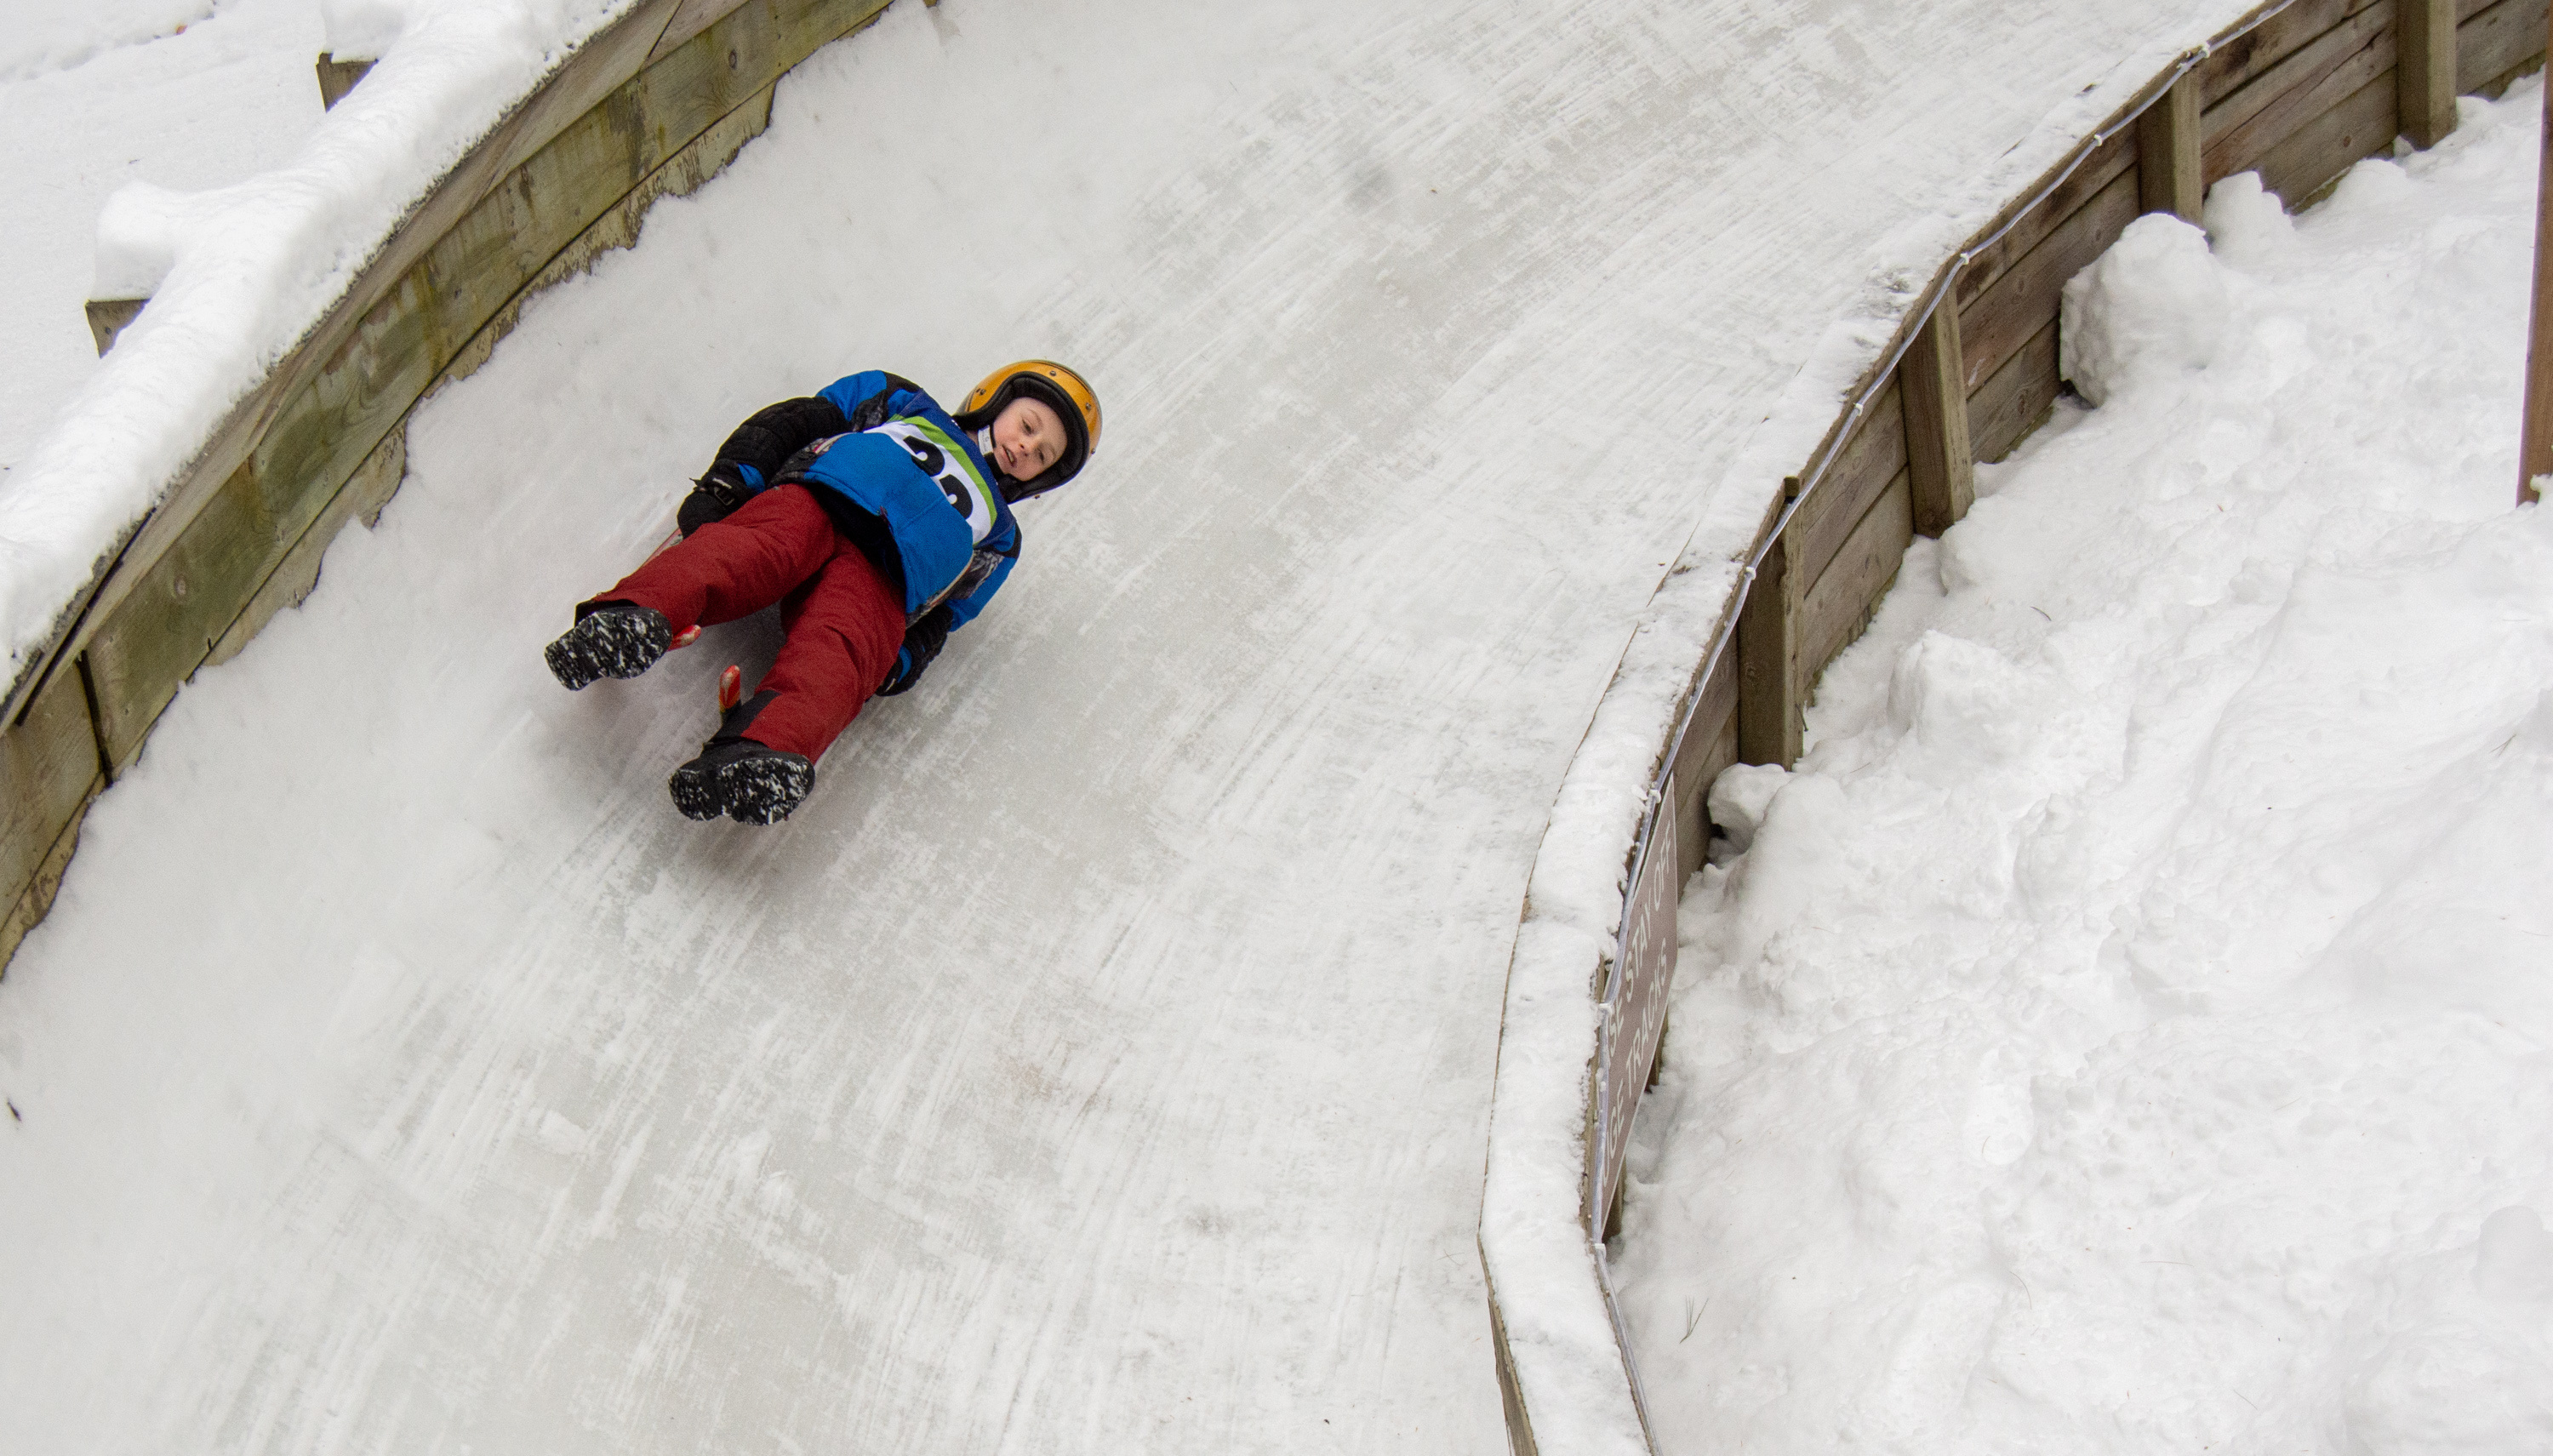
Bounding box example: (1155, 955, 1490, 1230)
(899, 434, 947, 476)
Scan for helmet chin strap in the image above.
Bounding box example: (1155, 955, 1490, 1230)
(976, 425, 1038, 503)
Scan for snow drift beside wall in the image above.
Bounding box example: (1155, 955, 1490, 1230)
(1618, 81, 2553, 1454)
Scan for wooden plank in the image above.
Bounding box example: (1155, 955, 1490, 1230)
(653, 0, 754, 62)
(86, 460, 289, 768)
(316, 53, 374, 109)
(205, 431, 408, 670)
(1952, 132, 2133, 323)
(775, 0, 893, 75)
(2139, 73, 2206, 220)
(406, 99, 650, 423)
(2205, 0, 2397, 182)
(1669, 654, 1740, 882)
(1902, 306, 1974, 535)
(2459, 0, 2551, 94)
(86, 257, 450, 766)
(469, 0, 686, 208)
(249, 267, 446, 564)
(1485, 1276, 1540, 1456)
(1671, 642, 1742, 794)
(1675, 684, 1736, 878)
(0, 669, 105, 926)
(0, 772, 100, 977)
(84, 299, 146, 356)
(2398, 0, 2459, 147)
(1967, 316, 2063, 465)
(1957, 165, 2137, 395)
(2255, 67, 2401, 208)
(2522, 3, 2553, 504)
(1737, 495, 1802, 768)
(2461, 0, 2504, 22)
(635, 0, 780, 174)
(1791, 380, 1906, 590)
(1593, 831, 1677, 1233)
(1799, 471, 1914, 690)
(2201, 0, 2385, 106)
(443, 87, 774, 385)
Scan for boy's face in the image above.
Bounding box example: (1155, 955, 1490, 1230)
(990, 397, 1067, 481)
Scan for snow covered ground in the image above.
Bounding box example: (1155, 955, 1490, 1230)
(0, 0, 2306, 1449)
(1617, 78, 2553, 1455)
(0, 0, 322, 477)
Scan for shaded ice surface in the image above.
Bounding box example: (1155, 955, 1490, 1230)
(1618, 80, 2553, 1456)
(0, 0, 322, 475)
(0, 0, 2275, 1450)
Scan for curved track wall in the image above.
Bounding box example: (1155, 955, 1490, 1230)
(1476, 1, 2550, 1450)
(0, 0, 903, 970)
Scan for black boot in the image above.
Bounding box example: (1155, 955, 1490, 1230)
(545, 602, 672, 690)
(667, 691, 815, 825)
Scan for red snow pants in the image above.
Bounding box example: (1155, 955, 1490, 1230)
(592, 483, 905, 763)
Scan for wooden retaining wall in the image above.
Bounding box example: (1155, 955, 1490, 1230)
(0, 0, 905, 973)
(1492, 0, 2545, 1450)
(1685, 0, 2545, 888)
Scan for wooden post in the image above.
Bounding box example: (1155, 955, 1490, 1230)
(316, 53, 373, 110)
(1484, 1276, 1540, 1456)
(83, 299, 146, 356)
(1736, 493, 1802, 767)
(1901, 306, 1974, 536)
(2137, 74, 2203, 223)
(2396, 0, 2459, 151)
(2521, 4, 2553, 505)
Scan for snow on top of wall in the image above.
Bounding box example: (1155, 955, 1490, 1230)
(0, 0, 638, 687)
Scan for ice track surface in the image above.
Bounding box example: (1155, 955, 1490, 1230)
(1, 1, 2240, 1449)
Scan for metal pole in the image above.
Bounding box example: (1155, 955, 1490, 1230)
(2519, 3, 2553, 505)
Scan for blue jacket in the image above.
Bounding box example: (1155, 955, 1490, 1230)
(695, 371, 1022, 692)
(782, 371, 1020, 628)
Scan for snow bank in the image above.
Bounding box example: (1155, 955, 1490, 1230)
(1615, 79, 2553, 1453)
(0, 0, 637, 686)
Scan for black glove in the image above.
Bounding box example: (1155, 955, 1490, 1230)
(877, 606, 953, 696)
(677, 463, 757, 536)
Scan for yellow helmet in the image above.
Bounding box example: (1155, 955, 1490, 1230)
(957, 359, 1102, 501)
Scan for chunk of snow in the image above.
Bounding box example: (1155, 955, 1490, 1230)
(2059, 211, 2227, 407)
(2475, 1206, 2552, 1304)
(1705, 762, 1787, 854)
(92, 181, 200, 300)
(2200, 169, 2300, 271)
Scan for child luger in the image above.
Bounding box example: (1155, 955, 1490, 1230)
(544, 361, 1101, 825)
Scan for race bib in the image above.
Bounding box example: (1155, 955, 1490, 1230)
(871, 420, 997, 544)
